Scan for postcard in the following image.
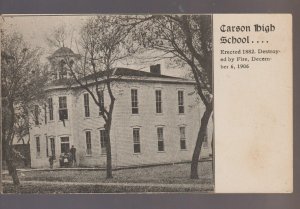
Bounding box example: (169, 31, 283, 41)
(0, 14, 292, 193)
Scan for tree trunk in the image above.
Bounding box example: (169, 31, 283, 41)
(2, 100, 20, 185)
(105, 79, 115, 179)
(190, 106, 212, 179)
(106, 129, 113, 179)
(4, 143, 20, 185)
(6, 158, 20, 185)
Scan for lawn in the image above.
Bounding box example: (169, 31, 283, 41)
(3, 182, 213, 193)
(2, 161, 214, 193)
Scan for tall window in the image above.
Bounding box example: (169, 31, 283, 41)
(155, 90, 162, 113)
(180, 127, 187, 150)
(60, 137, 70, 154)
(98, 90, 104, 115)
(59, 96, 68, 120)
(48, 98, 54, 121)
(85, 131, 92, 155)
(34, 105, 39, 125)
(131, 89, 138, 114)
(157, 127, 164, 151)
(44, 104, 47, 124)
(46, 136, 49, 157)
(178, 91, 184, 114)
(59, 60, 67, 79)
(83, 93, 90, 117)
(36, 136, 40, 157)
(100, 130, 108, 154)
(50, 137, 55, 156)
(133, 128, 141, 153)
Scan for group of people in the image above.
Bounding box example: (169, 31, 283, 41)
(49, 145, 77, 168)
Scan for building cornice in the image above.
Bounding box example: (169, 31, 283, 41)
(45, 76, 196, 92)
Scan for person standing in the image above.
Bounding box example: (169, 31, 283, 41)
(70, 145, 76, 167)
(49, 155, 54, 169)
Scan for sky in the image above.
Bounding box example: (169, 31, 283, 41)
(2, 15, 88, 55)
(2, 15, 188, 77)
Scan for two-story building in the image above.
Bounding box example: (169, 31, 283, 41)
(29, 47, 213, 168)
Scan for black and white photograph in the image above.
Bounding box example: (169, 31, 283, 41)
(1, 14, 213, 193)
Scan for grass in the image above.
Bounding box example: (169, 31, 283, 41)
(2, 161, 214, 193)
(3, 182, 213, 193)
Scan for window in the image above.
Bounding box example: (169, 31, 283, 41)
(59, 96, 68, 120)
(131, 89, 138, 114)
(86, 131, 92, 155)
(44, 104, 47, 124)
(100, 130, 108, 154)
(157, 127, 164, 151)
(50, 137, 55, 156)
(36, 136, 40, 157)
(155, 90, 162, 113)
(59, 60, 67, 79)
(133, 128, 141, 153)
(60, 59, 66, 67)
(34, 105, 39, 125)
(98, 90, 104, 115)
(69, 59, 74, 67)
(178, 91, 184, 114)
(48, 98, 54, 121)
(60, 137, 70, 154)
(46, 136, 49, 157)
(83, 93, 90, 117)
(180, 127, 187, 150)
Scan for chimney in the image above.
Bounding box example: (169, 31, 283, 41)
(150, 64, 161, 75)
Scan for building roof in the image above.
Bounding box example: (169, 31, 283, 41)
(48, 47, 79, 59)
(115, 68, 181, 79)
(82, 67, 185, 80)
(46, 67, 193, 90)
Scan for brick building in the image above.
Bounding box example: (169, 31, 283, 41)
(29, 48, 213, 168)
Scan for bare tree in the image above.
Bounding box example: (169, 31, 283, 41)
(46, 24, 76, 49)
(61, 16, 137, 178)
(132, 15, 213, 179)
(1, 31, 48, 185)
